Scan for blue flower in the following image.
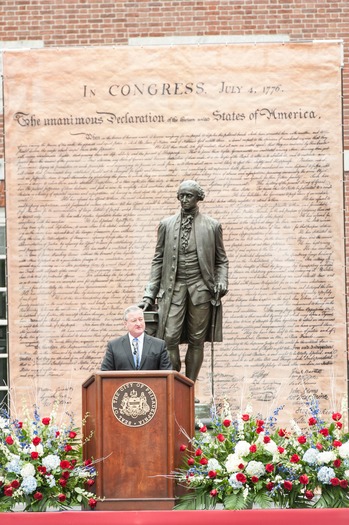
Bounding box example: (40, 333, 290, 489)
(6, 457, 21, 474)
(228, 474, 243, 489)
(317, 466, 335, 484)
(303, 448, 320, 465)
(21, 475, 37, 494)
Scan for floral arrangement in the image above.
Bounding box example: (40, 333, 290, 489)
(175, 399, 349, 510)
(0, 403, 99, 512)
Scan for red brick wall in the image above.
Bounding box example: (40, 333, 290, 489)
(1, 0, 349, 326)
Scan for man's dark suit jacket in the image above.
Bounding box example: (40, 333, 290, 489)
(100, 332, 172, 371)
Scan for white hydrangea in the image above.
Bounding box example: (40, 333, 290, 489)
(234, 440, 251, 457)
(344, 470, 349, 480)
(338, 442, 349, 460)
(245, 460, 265, 478)
(42, 454, 61, 471)
(225, 453, 245, 473)
(47, 474, 56, 488)
(30, 443, 44, 456)
(207, 458, 222, 472)
(317, 451, 336, 465)
(264, 439, 278, 455)
(0, 416, 9, 430)
(21, 463, 35, 478)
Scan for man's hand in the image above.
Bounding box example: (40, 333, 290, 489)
(214, 282, 228, 298)
(138, 298, 154, 311)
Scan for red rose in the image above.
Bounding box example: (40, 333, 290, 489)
(60, 460, 70, 469)
(316, 443, 323, 451)
(236, 473, 247, 483)
(59, 478, 67, 487)
(265, 463, 274, 473)
(58, 493, 66, 502)
(195, 448, 202, 456)
(277, 446, 285, 454)
(87, 479, 95, 486)
(336, 422, 343, 430)
(340, 480, 348, 489)
(208, 470, 217, 479)
(38, 466, 47, 474)
(4, 486, 13, 496)
(69, 431, 77, 439)
(71, 459, 77, 466)
(84, 459, 92, 466)
(33, 492, 43, 500)
(305, 490, 314, 500)
(249, 444, 257, 453)
(64, 444, 73, 452)
(242, 414, 250, 421)
(308, 417, 317, 426)
(11, 480, 20, 489)
(283, 480, 293, 491)
(334, 459, 342, 468)
(319, 428, 329, 437)
(62, 471, 70, 479)
(238, 463, 245, 470)
(299, 474, 309, 485)
(88, 498, 97, 509)
(5, 436, 14, 445)
(199, 457, 208, 465)
(251, 476, 259, 483)
(31, 451, 39, 460)
(297, 436, 307, 444)
(187, 458, 195, 466)
(332, 412, 342, 421)
(263, 436, 271, 444)
(179, 444, 186, 452)
(333, 440, 342, 447)
(32, 436, 41, 446)
(256, 419, 264, 427)
(256, 427, 264, 434)
(278, 428, 286, 437)
(223, 419, 231, 427)
(199, 425, 207, 433)
(331, 477, 340, 486)
(17, 422, 23, 428)
(266, 482, 274, 491)
(55, 431, 60, 437)
(210, 489, 218, 497)
(216, 434, 225, 442)
(42, 417, 51, 426)
(290, 454, 300, 463)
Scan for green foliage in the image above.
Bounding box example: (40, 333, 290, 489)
(0, 403, 100, 511)
(174, 400, 349, 510)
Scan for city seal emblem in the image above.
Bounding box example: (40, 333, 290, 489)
(111, 382, 157, 427)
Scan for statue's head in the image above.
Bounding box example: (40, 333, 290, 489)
(176, 180, 205, 202)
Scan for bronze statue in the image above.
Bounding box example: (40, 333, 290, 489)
(139, 180, 229, 382)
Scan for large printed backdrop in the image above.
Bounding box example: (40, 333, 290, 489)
(3, 42, 346, 423)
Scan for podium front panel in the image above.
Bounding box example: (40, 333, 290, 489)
(82, 371, 194, 510)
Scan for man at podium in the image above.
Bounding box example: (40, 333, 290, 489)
(101, 305, 172, 371)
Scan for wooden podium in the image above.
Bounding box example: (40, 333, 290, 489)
(82, 371, 195, 510)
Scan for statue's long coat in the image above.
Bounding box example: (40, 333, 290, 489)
(143, 211, 229, 342)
